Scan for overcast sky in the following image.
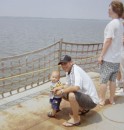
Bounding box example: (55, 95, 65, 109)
(0, 0, 124, 19)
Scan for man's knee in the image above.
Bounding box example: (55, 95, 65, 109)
(68, 92, 76, 101)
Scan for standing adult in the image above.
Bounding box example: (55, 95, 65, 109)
(116, 7, 124, 95)
(98, 1, 124, 105)
(52, 55, 99, 127)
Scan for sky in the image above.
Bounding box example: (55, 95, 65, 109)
(0, 0, 124, 20)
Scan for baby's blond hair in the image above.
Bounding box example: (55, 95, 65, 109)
(51, 70, 60, 78)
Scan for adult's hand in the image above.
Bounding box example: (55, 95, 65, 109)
(52, 86, 62, 94)
(54, 89, 62, 96)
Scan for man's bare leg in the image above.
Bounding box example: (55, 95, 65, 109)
(63, 92, 80, 126)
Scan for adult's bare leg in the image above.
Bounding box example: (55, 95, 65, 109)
(63, 92, 80, 126)
(109, 81, 116, 104)
(99, 83, 107, 105)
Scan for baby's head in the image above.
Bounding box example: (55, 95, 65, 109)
(50, 70, 60, 83)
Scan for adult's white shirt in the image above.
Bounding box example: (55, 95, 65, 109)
(66, 64, 99, 104)
(103, 19, 123, 63)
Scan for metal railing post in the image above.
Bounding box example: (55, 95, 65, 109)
(58, 39, 63, 71)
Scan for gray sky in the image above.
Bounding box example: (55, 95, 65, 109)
(0, 0, 124, 19)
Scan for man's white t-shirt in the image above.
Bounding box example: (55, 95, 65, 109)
(103, 19, 123, 63)
(66, 64, 99, 104)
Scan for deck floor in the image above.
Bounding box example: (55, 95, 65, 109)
(0, 73, 124, 130)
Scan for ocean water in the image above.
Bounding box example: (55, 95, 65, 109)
(0, 17, 108, 58)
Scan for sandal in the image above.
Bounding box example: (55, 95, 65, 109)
(56, 109, 61, 112)
(47, 109, 61, 118)
(63, 121, 81, 127)
(109, 99, 115, 105)
(78, 109, 90, 115)
(99, 100, 105, 106)
(99, 102, 105, 106)
(47, 111, 56, 118)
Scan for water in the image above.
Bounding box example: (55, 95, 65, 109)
(0, 17, 108, 58)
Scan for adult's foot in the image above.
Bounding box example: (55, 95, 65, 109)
(99, 99, 105, 106)
(78, 109, 90, 115)
(109, 99, 115, 105)
(62, 118, 80, 127)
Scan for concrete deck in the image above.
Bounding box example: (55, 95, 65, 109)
(0, 72, 124, 130)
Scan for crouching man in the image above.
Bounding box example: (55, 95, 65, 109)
(52, 55, 99, 127)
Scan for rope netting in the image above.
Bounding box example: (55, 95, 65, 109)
(0, 40, 102, 98)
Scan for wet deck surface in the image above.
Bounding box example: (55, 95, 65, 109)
(0, 73, 124, 130)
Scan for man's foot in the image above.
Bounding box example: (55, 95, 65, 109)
(62, 121, 80, 127)
(62, 118, 80, 127)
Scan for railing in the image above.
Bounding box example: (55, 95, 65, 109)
(0, 40, 102, 98)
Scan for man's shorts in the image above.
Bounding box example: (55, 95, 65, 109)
(100, 61, 120, 84)
(62, 91, 97, 110)
(50, 97, 62, 111)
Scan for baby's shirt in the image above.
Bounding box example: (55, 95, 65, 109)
(49, 81, 62, 99)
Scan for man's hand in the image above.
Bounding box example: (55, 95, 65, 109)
(51, 86, 62, 94)
(54, 89, 63, 96)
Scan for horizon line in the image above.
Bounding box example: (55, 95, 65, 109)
(0, 15, 109, 21)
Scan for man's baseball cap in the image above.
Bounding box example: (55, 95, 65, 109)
(58, 55, 71, 65)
